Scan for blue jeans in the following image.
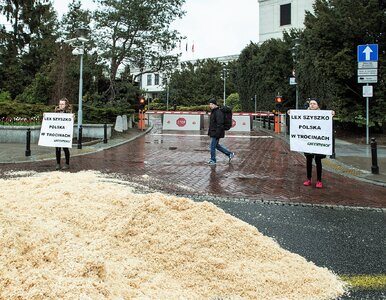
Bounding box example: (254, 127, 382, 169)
(210, 137, 232, 162)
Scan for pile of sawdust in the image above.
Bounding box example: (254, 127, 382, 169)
(0, 171, 346, 299)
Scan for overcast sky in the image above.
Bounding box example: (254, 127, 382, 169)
(53, 0, 259, 60)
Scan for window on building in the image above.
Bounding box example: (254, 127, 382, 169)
(147, 74, 152, 86)
(280, 3, 291, 26)
(154, 74, 160, 85)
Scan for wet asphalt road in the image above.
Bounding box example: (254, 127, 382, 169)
(201, 199, 385, 275)
(186, 197, 386, 300)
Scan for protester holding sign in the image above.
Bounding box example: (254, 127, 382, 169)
(54, 98, 73, 170)
(303, 99, 326, 188)
(288, 98, 335, 189)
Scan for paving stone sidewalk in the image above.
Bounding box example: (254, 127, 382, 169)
(1, 124, 385, 209)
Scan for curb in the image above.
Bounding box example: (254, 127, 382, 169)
(0, 126, 153, 164)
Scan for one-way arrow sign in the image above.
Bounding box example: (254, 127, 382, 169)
(357, 44, 378, 62)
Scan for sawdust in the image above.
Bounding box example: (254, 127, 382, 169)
(0, 171, 346, 299)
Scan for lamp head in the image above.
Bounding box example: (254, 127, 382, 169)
(72, 47, 84, 55)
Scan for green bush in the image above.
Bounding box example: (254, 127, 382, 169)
(0, 90, 12, 103)
(77, 105, 135, 124)
(0, 101, 53, 118)
(148, 102, 167, 110)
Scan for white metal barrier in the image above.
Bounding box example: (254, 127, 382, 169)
(229, 115, 251, 132)
(146, 111, 273, 132)
(162, 113, 203, 131)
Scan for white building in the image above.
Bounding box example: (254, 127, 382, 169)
(136, 72, 164, 101)
(258, 0, 314, 42)
(135, 54, 239, 100)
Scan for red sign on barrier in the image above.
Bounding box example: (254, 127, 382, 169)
(176, 118, 186, 127)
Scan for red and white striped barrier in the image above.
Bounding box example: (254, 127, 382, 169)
(233, 112, 274, 117)
(146, 110, 206, 115)
(146, 110, 274, 116)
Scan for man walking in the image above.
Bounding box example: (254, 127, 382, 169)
(207, 99, 234, 165)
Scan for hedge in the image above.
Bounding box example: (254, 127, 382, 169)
(0, 101, 134, 124)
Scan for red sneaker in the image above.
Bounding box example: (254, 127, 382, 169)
(316, 181, 323, 188)
(303, 179, 312, 186)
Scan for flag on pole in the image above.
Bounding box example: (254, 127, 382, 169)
(192, 41, 195, 53)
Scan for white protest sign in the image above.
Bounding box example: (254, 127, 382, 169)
(289, 110, 333, 155)
(38, 113, 74, 148)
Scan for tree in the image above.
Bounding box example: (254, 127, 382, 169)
(49, 0, 96, 106)
(165, 59, 237, 106)
(299, 0, 386, 126)
(93, 0, 185, 102)
(236, 40, 293, 112)
(226, 93, 241, 112)
(0, 0, 58, 99)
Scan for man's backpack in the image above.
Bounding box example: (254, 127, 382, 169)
(221, 106, 233, 131)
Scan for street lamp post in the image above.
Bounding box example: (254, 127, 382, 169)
(166, 76, 170, 111)
(64, 29, 88, 149)
(291, 38, 300, 109)
(223, 67, 227, 106)
(77, 46, 84, 132)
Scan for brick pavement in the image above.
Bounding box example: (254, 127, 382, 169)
(1, 128, 385, 209)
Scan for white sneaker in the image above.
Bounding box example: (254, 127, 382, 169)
(228, 152, 235, 163)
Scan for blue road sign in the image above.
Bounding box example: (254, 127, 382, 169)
(357, 44, 378, 62)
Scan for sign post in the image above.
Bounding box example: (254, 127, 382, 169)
(357, 44, 378, 144)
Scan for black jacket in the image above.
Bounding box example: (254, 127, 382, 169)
(208, 107, 225, 138)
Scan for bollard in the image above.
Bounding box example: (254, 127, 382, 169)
(274, 113, 280, 134)
(25, 128, 31, 156)
(330, 119, 336, 159)
(371, 137, 379, 174)
(330, 129, 336, 159)
(286, 113, 290, 135)
(77, 125, 83, 149)
(103, 123, 108, 143)
(263, 116, 266, 128)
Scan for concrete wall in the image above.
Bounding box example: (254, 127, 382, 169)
(73, 124, 113, 139)
(0, 126, 41, 144)
(1, 124, 113, 144)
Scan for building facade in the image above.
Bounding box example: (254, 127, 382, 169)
(135, 54, 239, 101)
(136, 72, 164, 101)
(258, 0, 314, 42)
